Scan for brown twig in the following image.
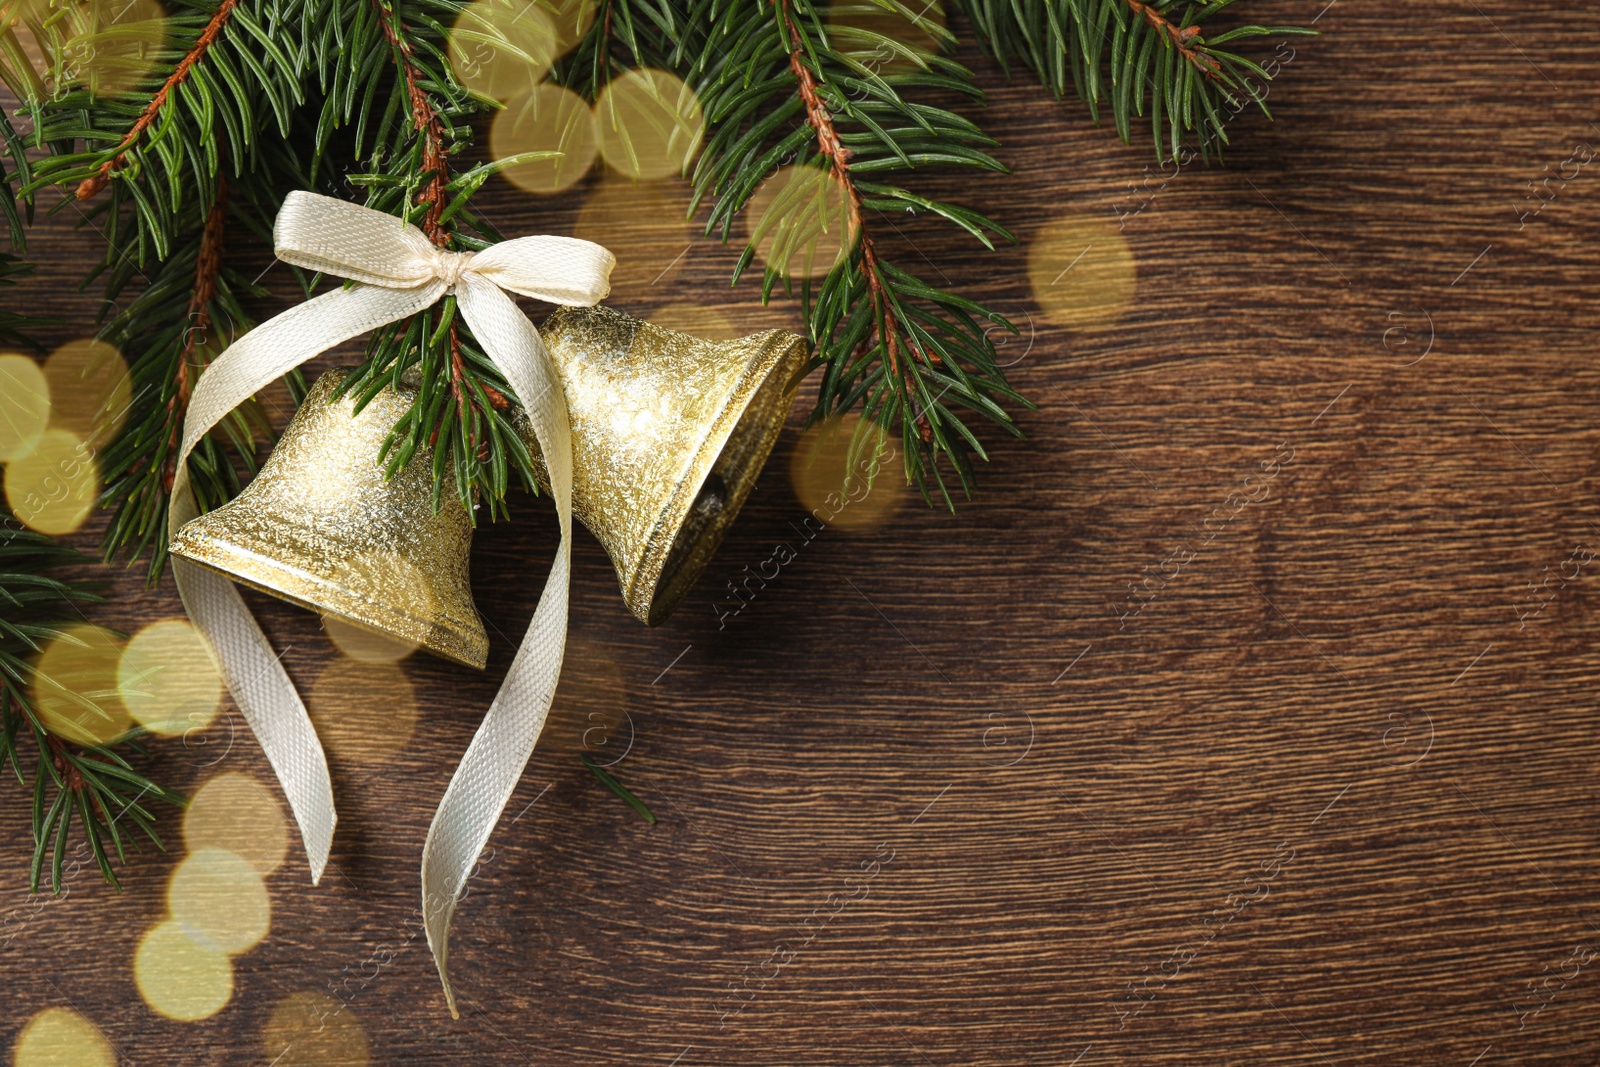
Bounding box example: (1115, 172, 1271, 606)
(43, 732, 87, 800)
(775, 0, 932, 442)
(1122, 0, 1222, 78)
(43, 733, 111, 822)
(372, 0, 452, 245)
(75, 0, 240, 200)
(372, 0, 496, 451)
(160, 177, 228, 493)
(448, 318, 470, 421)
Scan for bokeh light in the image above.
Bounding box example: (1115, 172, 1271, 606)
(322, 614, 419, 663)
(12, 1007, 115, 1067)
(43, 338, 131, 447)
(745, 163, 855, 280)
(117, 619, 222, 737)
(572, 173, 696, 303)
(134, 920, 234, 1021)
(0, 0, 47, 35)
(308, 660, 418, 764)
(825, 0, 945, 76)
(262, 991, 371, 1067)
(183, 773, 289, 876)
(790, 412, 906, 532)
(0, 353, 50, 462)
(1027, 213, 1136, 329)
(4, 427, 100, 535)
(448, 0, 560, 105)
(57, 0, 168, 97)
(594, 67, 704, 181)
(648, 302, 737, 342)
(168, 847, 271, 954)
(542, 0, 595, 49)
(489, 82, 597, 195)
(30, 624, 130, 747)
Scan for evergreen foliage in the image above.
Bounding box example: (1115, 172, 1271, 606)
(0, 0, 1303, 877)
(0, 0, 1305, 542)
(0, 515, 179, 892)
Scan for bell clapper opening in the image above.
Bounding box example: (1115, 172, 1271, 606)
(692, 473, 727, 519)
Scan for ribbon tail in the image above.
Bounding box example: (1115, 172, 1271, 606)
(173, 560, 338, 882)
(170, 281, 446, 882)
(422, 277, 574, 1017)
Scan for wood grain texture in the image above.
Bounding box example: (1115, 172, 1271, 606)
(4, 1, 1600, 1064)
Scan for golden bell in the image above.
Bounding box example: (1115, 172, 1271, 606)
(168, 369, 490, 669)
(170, 307, 804, 662)
(530, 305, 806, 625)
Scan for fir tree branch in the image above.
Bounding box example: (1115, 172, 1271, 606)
(0, 528, 181, 892)
(73, 0, 242, 201)
(0, 253, 53, 348)
(958, 0, 1312, 163)
(1122, 0, 1218, 76)
(682, 0, 1025, 501)
(14, 0, 307, 264)
(319, 0, 537, 518)
(777, 0, 927, 441)
(368, 0, 487, 441)
(371, 0, 454, 244)
(98, 175, 290, 578)
(159, 174, 229, 495)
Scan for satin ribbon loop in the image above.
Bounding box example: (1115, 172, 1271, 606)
(168, 190, 612, 1016)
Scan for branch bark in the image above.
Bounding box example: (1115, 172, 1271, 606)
(774, 0, 932, 442)
(371, 0, 489, 438)
(161, 176, 228, 494)
(372, 0, 452, 244)
(1122, 0, 1222, 78)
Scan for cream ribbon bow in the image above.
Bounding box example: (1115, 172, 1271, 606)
(168, 190, 614, 1015)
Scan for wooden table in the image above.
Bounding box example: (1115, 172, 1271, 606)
(4, 1, 1599, 1063)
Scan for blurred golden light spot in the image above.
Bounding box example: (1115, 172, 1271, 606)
(594, 67, 704, 181)
(0, 353, 50, 462)
(58, 0, 168, 97)
(489, 82, 596, 195)
(825, 0, 945, 76)
(0, 0, 50, 90)
(745, 164, 855, 281)
(1027, 213, 1136, 330)
(134, 920, 233, 1021)
(262, 991, 371, 1067)
(543, 0, 595, 49)
(117, 619, 222, 737)
(168, 847, 270, 954)
(322, 614, 419, 663)
(13, 1007, 115, 1067)
(43, 338, 131, 447)
(790, 412, 905, 532)
(184, 773, 288, 876)
(648, 302, 737, 341)
(449, 0, 560, 105)
(308, 660, 417, 765)
(4, 427, 100, 536)
(0, 0, 46, 34)
(572, 174, 696, 303)
(30, 624, 129, 747)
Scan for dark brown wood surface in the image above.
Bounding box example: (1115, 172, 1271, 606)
(5, 1, 1600, 1063)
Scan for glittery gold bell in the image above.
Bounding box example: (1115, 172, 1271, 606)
(532, 305, 806, 625)
(169, 369, 490, 669)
